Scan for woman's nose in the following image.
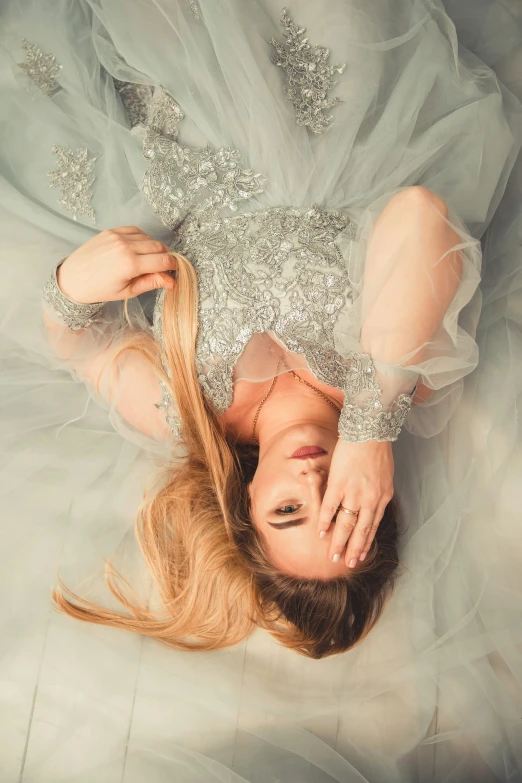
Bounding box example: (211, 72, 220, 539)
(299, 466, 326, 483)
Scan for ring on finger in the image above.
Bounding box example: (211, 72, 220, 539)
(339, 505, 359, 516)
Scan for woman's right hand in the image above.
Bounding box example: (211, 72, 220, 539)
(56, 226, 178, 305)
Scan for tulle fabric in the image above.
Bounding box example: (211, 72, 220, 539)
(1, 0, 522, 781)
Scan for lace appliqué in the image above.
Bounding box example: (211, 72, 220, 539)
(338, 354, 415, 443)
(113, 79, 154, 128)
(268, 8, 346, 135)
(48, 145, 97, 224)
(141, 88, 266, 230)
(42, 258, 105, 331)
(151, 289, 182, 439)
(164, 205, 358, 415)
(18, 39, 62, 97)
(186, 0, 201, 19)
(154, 379, 182, 440)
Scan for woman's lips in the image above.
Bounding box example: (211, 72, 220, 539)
(291, 446, 327, 459)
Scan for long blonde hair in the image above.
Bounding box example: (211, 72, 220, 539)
(53, 251, 401, 658)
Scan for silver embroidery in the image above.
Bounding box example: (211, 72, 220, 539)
(338, 355, 415, 443)
(113, 79, 154, 128)
(154, 379, 182, 440)
(186, 0, 201, 19)
(18, 39, 62, 97)
(48, 145, 97, 224)
(268, 7, 346, 135)
(42, 258, 105, 331)
(153, 205, 411, 443)
(151, 288, 182, 438)
(141, 88, 266, 230)
(156, 205, 357, 417)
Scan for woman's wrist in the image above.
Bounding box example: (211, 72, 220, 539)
(42, 258, 106, 331)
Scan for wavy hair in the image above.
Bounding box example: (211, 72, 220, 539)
(53, 251, 402, 659)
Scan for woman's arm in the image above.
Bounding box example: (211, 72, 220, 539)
(338, 186, 463, 443)
(42, 306, 172, 441)
(41, 227, 178, 443)
(320, 186, 466, 565)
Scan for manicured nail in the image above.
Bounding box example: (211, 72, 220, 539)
(319, 530, 326, 539)
(359, 552, 367, 562)
(332, 553, 341, 563)
(349, 559, 358, 568)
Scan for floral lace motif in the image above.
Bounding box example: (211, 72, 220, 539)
(48, 145, 97, 224)
(141, 88, 266, 230)
(153, 205, 358, 424)
(113, 79, 154, 128)
(42, 258, 105, 331)
(338, 354, 415, 443)
(267, 8, 346, 135)
(18, 39, 62, 97)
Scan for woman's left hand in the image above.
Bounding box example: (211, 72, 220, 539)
(317, 439, 395, 567)
(56, 226, 177, 305)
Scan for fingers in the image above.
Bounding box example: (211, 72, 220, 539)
(110, 225, 146, 235)
(328, 505, 362, 563)
(358, 498, 388, 562)
(342, 507, 378, 567)
(317, 486, 343, 540)
(126, 239, 172, 257)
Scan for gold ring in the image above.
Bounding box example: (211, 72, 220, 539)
(340, 505, 359, 516)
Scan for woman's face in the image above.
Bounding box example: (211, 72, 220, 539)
(249, 423, 351, 579)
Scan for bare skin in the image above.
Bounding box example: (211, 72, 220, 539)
(44, 186, 461, 581)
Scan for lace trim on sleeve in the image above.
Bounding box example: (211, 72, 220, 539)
(338, 353, 416, 443)
(152, 288, 182, 440)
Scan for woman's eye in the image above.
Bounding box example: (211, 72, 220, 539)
(275, 504, 302, 515)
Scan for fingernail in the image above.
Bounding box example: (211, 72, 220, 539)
(319, 531, 326, 539)
(349, 559, 358, 568)
(332, 553, 341, 563)
(359, 552, 367, 562)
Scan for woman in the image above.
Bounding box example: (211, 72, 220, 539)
(42, 184, 465, 658)
(1, 0, 522, 779)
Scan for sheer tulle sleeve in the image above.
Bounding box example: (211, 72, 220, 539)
(41, 278, 174, 455)
(334, 185, 483, 442)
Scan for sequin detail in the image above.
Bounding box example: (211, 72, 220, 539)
(268, 8, 346, 135)
(186, 0, 201, 19)
(338, 355, 415, 443)
(151, 290, 182, 438)
(153, 205, 358, 423)
(42, 258, 105, 331)
(48, 145, 97, 224)
(114, 79, 154, 128)
(18, 39, 62, 97)
(141, 88, 266, 230)
(153, 380, 182, 440)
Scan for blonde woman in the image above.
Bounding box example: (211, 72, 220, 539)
(39, 172, 478, 660)
(2, 0, 522, 775)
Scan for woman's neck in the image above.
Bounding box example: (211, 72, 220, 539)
(255, 375, 341, 447)
(221, 370, 343, 444)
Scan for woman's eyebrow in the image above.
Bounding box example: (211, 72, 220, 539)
(267, 517, 308, 530)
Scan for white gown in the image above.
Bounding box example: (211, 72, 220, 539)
(1, 1, 522, 781)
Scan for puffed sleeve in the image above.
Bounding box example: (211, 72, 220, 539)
(335, 185, 483, 442)
(41, 260, 176, 455)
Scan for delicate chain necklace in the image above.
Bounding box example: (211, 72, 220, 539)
(251, 355, 342, 444)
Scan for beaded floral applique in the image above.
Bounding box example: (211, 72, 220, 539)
(48, 145, 97, 224)
(141, 88, 266, 230)
(268, 8, 346, 135)
(113, 79, 154, 128)
(153, 204, 357, 413)
(338, 355, 415, 443)
(186, 0, 201, 19)
(18, 39, 62, 97)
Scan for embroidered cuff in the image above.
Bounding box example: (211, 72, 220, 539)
(42, 257, 105, 331)
(338, 353, 415, 443)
